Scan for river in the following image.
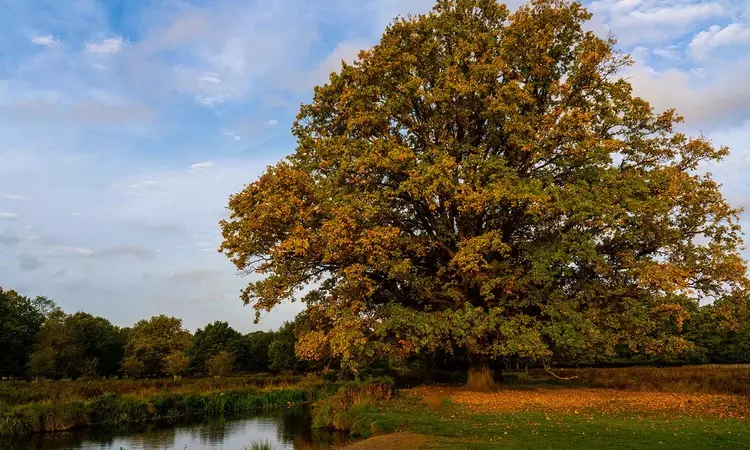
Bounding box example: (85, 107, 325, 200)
(2, 408, 350, 450)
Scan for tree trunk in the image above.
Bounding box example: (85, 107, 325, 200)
(466, 354, 496, 391)
(493, 361, 505, 384)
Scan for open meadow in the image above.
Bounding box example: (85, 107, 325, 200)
(322, 366, 750, 449)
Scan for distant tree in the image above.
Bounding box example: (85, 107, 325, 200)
(0, 288, 55, 378)
(68, 312, 125, 377)
(219, 0, 749, 389)
(164, 351, 190, 380)
(244, 331, 275, 372)
(268, 322, 299, 372)
(27, 310, 125, 379)
(688, 296, 750, 364)
(189, 321, 246, 373)
(27, 347, 55, 379)
(206, 351, 235, 377)
(27, 310, 83, 379)
(120, 355, 146, 378)
(122, 315, 192, 376)
(726, 323, 750, 363)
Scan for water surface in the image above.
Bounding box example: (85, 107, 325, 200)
(3, 408, 349, 450)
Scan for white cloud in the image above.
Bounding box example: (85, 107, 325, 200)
(652, 45, 682, 61)
(189, 161, 213, 170)
(4, 194, 26, 201)
(221, 128, 241, 140)
(193, 72, 229, 106)
(43, 245, 95, 256)
(128, 180, 163, 191)
(85, 37, 127, 54)
(31, 35, 59, 47)
(266, 119, 278, 126)
(311, 42, 367, 87)
(68, 212, 83, 216)
(94, 245, 156, 261)
(0, 212, 19, 220)
(627, 3, 724, 26)
(690, 24, 750, 59)
(129, 1, 326, 107)
(625, 57, 750, 129)
(591, 1, 728, 45)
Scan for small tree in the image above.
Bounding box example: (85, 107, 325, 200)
(121, 355, 146, 378)
(164, 351, 190, 380)
(206, 351, 235, 378)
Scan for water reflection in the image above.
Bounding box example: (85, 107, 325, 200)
(2, 408, 348, 450)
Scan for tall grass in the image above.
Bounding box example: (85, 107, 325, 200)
(312, 378, 394, 435)
(0, 374, 307, 406)
(520, 365, 750, 395)
(246, 439, 274, 450)
(0, 375, 334, 437)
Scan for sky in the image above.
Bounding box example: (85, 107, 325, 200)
(1, 0, 749, 333)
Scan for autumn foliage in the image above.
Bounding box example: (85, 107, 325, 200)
(219, 0, 748, 387)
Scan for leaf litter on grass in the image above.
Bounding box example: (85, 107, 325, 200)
(445, 387, 750, 419)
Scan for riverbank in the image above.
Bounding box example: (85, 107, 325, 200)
(0, 375, 337, 437)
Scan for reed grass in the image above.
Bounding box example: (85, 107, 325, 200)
(0, 374, 333, 437)
(0, 373, 307, 406)
(246, 439, 274, 450)
(311, 377, 394, 433)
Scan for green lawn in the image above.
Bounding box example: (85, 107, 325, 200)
(348, 391, 749, 449)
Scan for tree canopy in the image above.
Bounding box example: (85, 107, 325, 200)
(220, 0, 749, 387)
(244, 330, 275, 372)
(0, 288, 55, 378)
(27, 311, 125, 379)
(268, 321, 301, 372)
(188, 321, 246, 373)
(122, 315, 192, 376)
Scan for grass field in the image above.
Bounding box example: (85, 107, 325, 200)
(326, 366, 750, 449)
(339, 385, 749, 449)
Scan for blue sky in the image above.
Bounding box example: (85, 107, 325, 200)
(1, 0, 749, 333)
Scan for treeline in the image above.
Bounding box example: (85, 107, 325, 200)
(0, 287, 304, 380)
(2, 287, 749, 381)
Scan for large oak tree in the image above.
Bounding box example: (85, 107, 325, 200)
(220, 0, 748, 389)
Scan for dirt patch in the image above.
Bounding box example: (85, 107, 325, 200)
(340, 432, 434, 450)
(449, 387, 750, 419)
